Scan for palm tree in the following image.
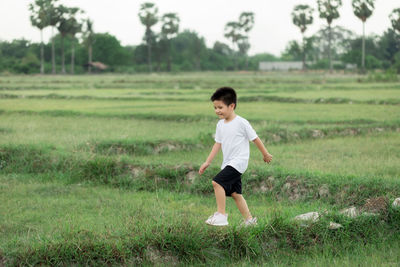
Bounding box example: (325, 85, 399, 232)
(29, 0, 49, 74)
(57, 6, 80, 74)
(161, 13, 180, 71)
(237, 38, 250, 66)
(224, 21, 244, 70)
(83, 19, 95, 73)
(138, 2, 159, 72)
(390, 8, 400, 33)
(292, 5, 314, 70)
(317, 0, 342, 73)
(352, 0, 375, 73)
(44, 0, 60, 74)
(238, 12, 255, 69)
(68, 15, 83, 74)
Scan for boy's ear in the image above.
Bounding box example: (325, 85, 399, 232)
(229, 103, 236, 109)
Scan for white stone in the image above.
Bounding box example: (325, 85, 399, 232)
(283, 182, 291, 190)
(186, 171, 197, 184)
(329, 222, 343, 230)
(392, 198, 400, 208)
(294, 212, 320, 222)
(339, 207, 358, 218)
(318, 184, 330, 198)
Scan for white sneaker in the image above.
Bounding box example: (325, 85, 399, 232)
(205, 212, 228, 226)
(242, 217, 257, 227)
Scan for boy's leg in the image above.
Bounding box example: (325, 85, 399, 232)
(231, 192, 252, 220)
(212, 181, 226, 215)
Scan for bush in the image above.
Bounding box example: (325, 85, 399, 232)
(393, 52, 400, 73)
(366, 69, 399, 82)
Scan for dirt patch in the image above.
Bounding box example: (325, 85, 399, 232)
(145, 246, 179, 266)
(251, 176, 275, 193)
(154, 143, 180, 154)
(0, 254, 5, 267)
(362, 196, 388, 214)
(129, 166, 143, 178)
(272, 134, 282, 142)
(186, 171, 197, 185)
(318, 184, 330, 198)
(280, 177, 315, 201)
(340, 128, 360, 136)
(311, 129, 324, 138)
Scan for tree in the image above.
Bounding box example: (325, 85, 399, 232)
(389, 9, 400, 73)
(90, 33, 130, 66)
(352, 0, 375, 73)
(67, 15, 82, 74)
(224, 21, 244, 70)
(171, 31, 207, 71)
(138, 2, 159, 72)
(342, 35, 382, 69)
(83, 19, 95, 73)
(44, 0, 60, 74)
(238, 12, 255, 69)
(281, 37, 316, 62)
(56, 5, 67, 74)
(317, 0, 342, 73)
(161, 13, 180, 71)
(390, 8, 400, 33)
(378, 29, 400, 66)
(291, 4, 314, 70)
(56, 6, 81, 74)
(29, 0, 49, 74)
(313, 25, 354, 59)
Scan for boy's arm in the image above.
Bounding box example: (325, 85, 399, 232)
(198, 142, 221, 175)
(253, 137, 273, 163)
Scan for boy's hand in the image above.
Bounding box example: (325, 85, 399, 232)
(198, 162, 210, 175)
(263, 153, 273, 164)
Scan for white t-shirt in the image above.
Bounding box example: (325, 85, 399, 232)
(214, 115, 258, 174)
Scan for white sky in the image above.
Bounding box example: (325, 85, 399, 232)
(0, 0, 398, 56)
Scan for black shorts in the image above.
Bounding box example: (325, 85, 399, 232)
(213, 165, 242, 196)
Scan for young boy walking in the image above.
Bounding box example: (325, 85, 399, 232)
(199, 87, 273, 226)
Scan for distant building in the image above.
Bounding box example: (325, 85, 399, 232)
(259, 61, 356, 71)
(259, 61, 302, 71)
(84, 61, 108, 71)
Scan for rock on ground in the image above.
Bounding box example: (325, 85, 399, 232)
(318, 184, 330, 198)
(294, 212, 320, 222)
(329, 222, 343, 230)
(186, 171, 197, 184)
(392, 198, 400, 208)
(340, 207, 358, 218)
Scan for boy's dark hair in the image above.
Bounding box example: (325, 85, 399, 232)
(211, 87, 237, 109)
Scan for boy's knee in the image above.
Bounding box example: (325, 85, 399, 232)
(212, 181, 218, 187)
(231, 192, 241, 200)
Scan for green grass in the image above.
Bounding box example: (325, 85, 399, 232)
(1, 73, 400, 265)
(1, 98, 400, 123)
(1, 174, 400, 266)
(0, 113, 214, 149)
(128, 132, 400, 182)
(266, 132, 400, 181)
(271, 89, 400, 101)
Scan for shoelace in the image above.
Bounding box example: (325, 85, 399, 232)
(208, 212, 219, 220)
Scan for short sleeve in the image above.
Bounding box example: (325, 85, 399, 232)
(214, 122, 222, 143)
(243, 119, 258, 141)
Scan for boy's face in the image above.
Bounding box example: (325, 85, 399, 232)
(213, 100, 235, 120)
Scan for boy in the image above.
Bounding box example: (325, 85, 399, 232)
(198, 87, 273, 226)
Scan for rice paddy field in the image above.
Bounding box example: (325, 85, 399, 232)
(1, 72, 400, 266)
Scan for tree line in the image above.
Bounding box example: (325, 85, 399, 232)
(0, 0, 399, 74)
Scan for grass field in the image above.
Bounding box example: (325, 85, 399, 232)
(1, 72, 400, 266)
